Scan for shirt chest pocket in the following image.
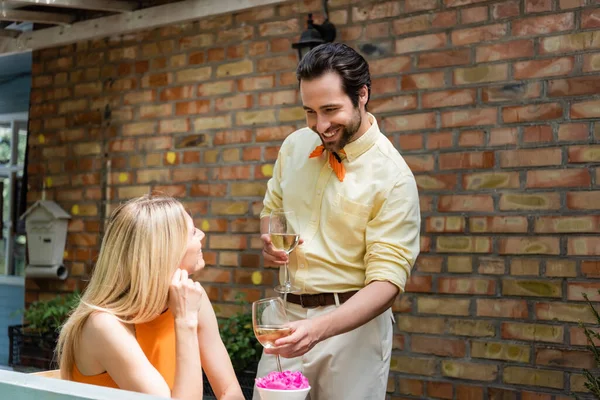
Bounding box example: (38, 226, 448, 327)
(325, 193, 371, 246)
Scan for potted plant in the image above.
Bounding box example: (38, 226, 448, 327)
(9, 291, 79, 370)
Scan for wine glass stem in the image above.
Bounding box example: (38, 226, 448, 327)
(276, 355, 283, 372)
(283, 259, 290, 287)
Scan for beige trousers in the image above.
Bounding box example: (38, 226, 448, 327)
(252, 300, 393, 400)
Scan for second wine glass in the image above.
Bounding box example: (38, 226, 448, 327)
(269, 209, 300, 293)
(252, 297, 292, 373)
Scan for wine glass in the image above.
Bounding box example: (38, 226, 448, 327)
(269, 209, 300, 293)
(252, 297, 292, 373)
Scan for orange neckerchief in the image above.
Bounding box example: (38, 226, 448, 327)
(309, 145, 346, 182)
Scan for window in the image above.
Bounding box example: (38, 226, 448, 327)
(0, 113, 28, 276)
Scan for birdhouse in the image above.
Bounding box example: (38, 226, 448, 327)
(20, 200, 71, 279)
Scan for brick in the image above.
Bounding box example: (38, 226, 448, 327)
(503, 103, 563, 123)
(456, 385, 484, 400)
(193, 115, 231, 131)
(352, 2, 401, 22)
(439, 152, 495, 169)
(571, 374, 592, 393)
(449, 319, 495, 338)
(217, 60, 253, 78)
(480, 258, 506, 275)
(568, 237, 600, 256)
(461, 6, 488, 23)
(427, 132, 453, 149)
(427, 381, 453, 399)
(235, 7, 274, 23)
(513, 13, 574, 36)
(442, 361, 497, 381)
(582, 261, 600, 278)
(550, 77, 600, 99)
(536, 302, 597, 323)
(454, 64, 508, 85)
(452, 24, 507, 45)
(259, 90, 297, 107)
(442, 109, 497, 127)
(258, 55, 297, 73)
(515, 57, 574, 79)
(418, 49, 471, 69)
(160, 85, 196, 101)
(369, 57, 411, 75)
(369, 95, 417, 113)
(198, 81, 235, 96)
(522, 125, 553, 144)
(396, 33, 446, 54)
(371, 77, 399, 95)
(140, 104, 172, 119)
(502, 322, 563, 343)
(568, 282, 600, 301)
(567, 191, 600, 210)
(470, 216, 528, 233)
(483, 82, 542, 102)
(500, 237, 560, 255)
(510, 259, 540, 276)
(190, 184, 227, 197)
(397, 378, 424, 396)
(502, 279, 562, 298)
(582, 8, 600, 28)
(464, 172, 520, 190)
(527, 169, 590, 188)
(279, 107, 305, 122)
(217, 26, 253, 43)
(572, 99, 600, 119)
(213, 166, 252, 181)
(405, 0, 438, 11)
(476, 40, 534, 62)
(537, 348, 594, 369)
(389, 355, 436, 376)
(499, 148, 561, 167)
(536, 216, 598, 233)
(560, 0, 585, 8)
(471, 341, 530, 362)
(256, 126, 294, 142)
(477, 299, 528, 318)
(230, 182, 267, 197)
(236, 110, 276, 126)
(447, 256, 473, 273)
(437, 236, 492, 253)
(397, 316, 445, 334)
(383, 113, 436, 132)
(259, 19, 299, 36)
(141, 72, 173, 88)
(541, 31, 600, 54)
(214, 130, 252, 145)
(458, 130, 485, 147)
(124, 90, 155, 104)
(416, 171, 455, 186)
(557, 123, 589, 142)
(438, 195, 494, 212)
(570, 326, 600, 346)
(422, 90, 475, 109)
(426, 216, 465, 232)
(176, 67, 211, 83)
(438, 277, 495, 295)
(488, 127, 518, 146)
(494, 1, 521, 19)
(406, 275, 434, 293)
(399, 133, 424, 150)
(417, 297, 470, 316)
(411, 335, 466, 357)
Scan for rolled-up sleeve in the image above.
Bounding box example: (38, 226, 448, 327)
(364, 174, 421, 292)
(260, 143, 286, 219)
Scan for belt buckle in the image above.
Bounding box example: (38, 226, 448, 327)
(299, 294, 306, 308)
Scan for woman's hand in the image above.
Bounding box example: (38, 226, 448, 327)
(168, 268, 203, 323)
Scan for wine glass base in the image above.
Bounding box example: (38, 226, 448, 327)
(274, 284, 301, 294)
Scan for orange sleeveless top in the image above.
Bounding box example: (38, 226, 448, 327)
(72, 309, 176, 389)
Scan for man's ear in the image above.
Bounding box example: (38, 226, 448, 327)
(358, 85, 369, 109)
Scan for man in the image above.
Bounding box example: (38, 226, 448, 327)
(255, 43, 420, 400)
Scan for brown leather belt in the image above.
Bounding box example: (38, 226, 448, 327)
(285, 291, 358, 308)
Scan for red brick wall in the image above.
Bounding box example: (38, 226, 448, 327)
(26, 0, 599, 397)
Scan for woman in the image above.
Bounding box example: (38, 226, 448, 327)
(56, 195, 244, 400)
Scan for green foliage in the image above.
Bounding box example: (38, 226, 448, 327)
(580, 291, 600, 399)
(219, 293, 262, 373)
(18, 291, 80, 335)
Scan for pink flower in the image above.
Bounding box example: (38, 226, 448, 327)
(255, 370, 310, 390)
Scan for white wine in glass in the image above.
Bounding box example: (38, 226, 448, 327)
(269, 209, 300, 293)
(253, 297, 292, 372)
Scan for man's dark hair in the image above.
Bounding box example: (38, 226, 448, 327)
(296, 43, 371, 109)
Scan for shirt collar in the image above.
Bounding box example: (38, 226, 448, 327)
(343, 113, 380, 163)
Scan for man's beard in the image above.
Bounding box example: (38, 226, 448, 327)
(317, 109, 362, 153)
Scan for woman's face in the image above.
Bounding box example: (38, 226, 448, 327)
(179, 213, 206, 274)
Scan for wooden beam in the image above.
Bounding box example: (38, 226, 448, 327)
(6, 0, 137, 13)
(0, 9, 75, 25)
(0, 0, 287, 55)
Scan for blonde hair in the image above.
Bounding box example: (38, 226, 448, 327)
(56, 195, 189, 379)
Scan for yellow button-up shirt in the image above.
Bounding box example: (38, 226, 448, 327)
(261, 114, 420, 294)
